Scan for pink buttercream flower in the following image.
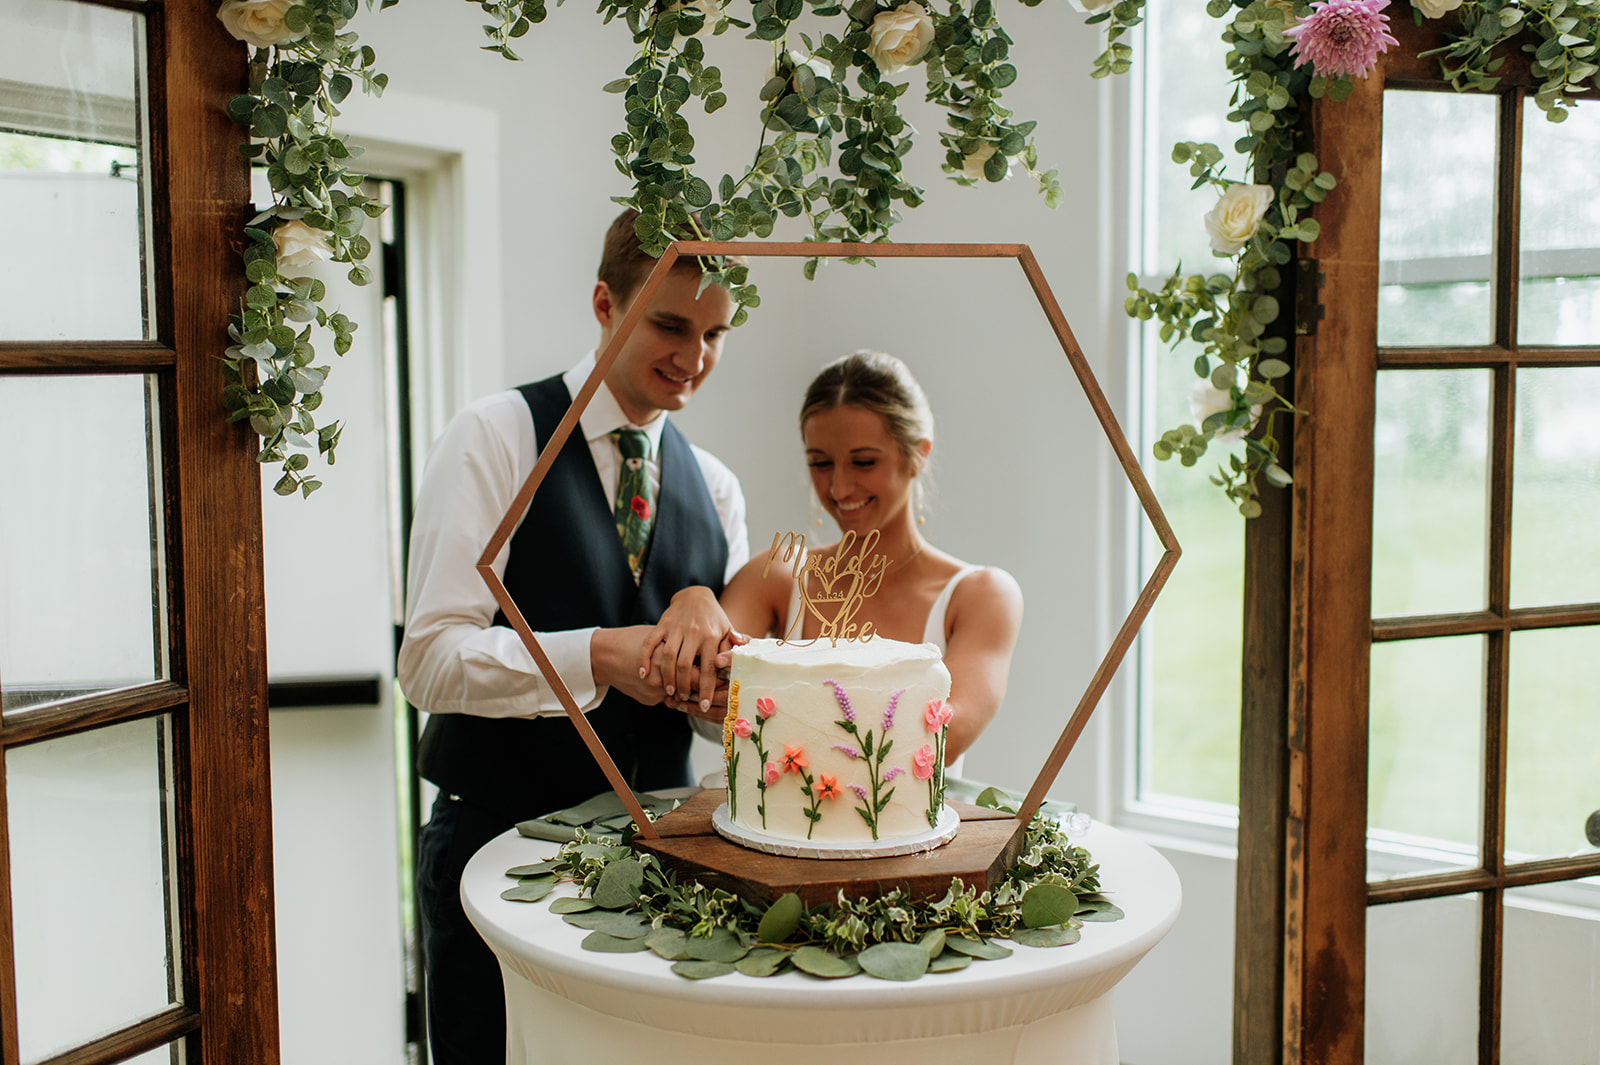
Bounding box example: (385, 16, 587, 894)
(832, 744, 861, 759)
(756, 696, 776, 719)
(764, 761, 781, 786)
(882, 688, 903, 731)
(883, 766, 904, 784)
(825, 680, 854, 722)
(781, 744, 808, 775)
(848, 783, 870, 802)
(1282, 0, 1397, 79)
(733, 718, 753, 739)
(923, 699, 954, 733)
(912, 744, 937, 781)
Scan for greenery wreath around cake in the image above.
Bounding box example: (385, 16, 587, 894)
(499, 788, 1124, 981)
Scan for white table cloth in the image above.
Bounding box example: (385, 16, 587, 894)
(462, 816, 1181, 1065)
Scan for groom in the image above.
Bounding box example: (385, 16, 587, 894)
(397, 209, 749, 1065)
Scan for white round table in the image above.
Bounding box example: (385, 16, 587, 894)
(462, 817, 1180, 1065)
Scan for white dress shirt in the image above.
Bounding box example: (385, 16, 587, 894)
(397, 352, 749, 719)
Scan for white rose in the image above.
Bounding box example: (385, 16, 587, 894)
(960, 143, 1013, 182)
(217, 0, 307, 48)
(1411, 0, 1464, 18)
(1189, 380, 1263, 443)
(865, 3, 936, 76)
(1066, 0, 1116, 12)
(1204, 183, 1274, 255)
(273, 220, 333, 269)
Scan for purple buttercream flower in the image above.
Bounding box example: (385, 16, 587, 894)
(1283, 0, 1397, 79)
(832, 744, 861, 760)
(825, 679, 854, 722)
(881, 688, 904, 731)
(848, 784, 869, 802)
(883, 766, 904, 783)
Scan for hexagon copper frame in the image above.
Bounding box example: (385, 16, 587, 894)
(476, 240, 1181, 844)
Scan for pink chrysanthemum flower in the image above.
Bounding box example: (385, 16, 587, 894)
(1282, 0, 1397, 79)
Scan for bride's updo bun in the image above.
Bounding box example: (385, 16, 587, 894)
(799, 351, 933, 470)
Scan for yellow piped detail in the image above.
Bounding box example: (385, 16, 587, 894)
(722, 679, 740, 761)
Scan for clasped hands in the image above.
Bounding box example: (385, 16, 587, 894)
(590, 588, 747, 721)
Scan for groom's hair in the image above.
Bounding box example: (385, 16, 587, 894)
(597, 209, 745, 306)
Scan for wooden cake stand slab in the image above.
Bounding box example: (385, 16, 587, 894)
(631, 789, 1027, 907)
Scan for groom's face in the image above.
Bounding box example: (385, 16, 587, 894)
(594, 268, 735, 425)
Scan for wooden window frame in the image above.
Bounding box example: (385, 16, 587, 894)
(0, 2, 279, 1062)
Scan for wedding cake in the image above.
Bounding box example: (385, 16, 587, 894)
(721, 636, 954, 846)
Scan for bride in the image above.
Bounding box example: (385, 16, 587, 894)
(641, 350, 1023, 763)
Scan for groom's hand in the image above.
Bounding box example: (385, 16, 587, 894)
(590, 626, 669, 705)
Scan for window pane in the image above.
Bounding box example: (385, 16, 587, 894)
(8, 717, 182, 1063)
(1506, 626, 1600, 860)
(1138, 331, 1242, 808)
(1365, 894, 1481, 1065)
(1501, 886, 1600, 1065)
(1369, 636, 1484, 860)
(1518, 98, 1600, 346)
(0, 375, 167, 711)
(1372, 370, 1490, 618)
(1379, 90, 1498, 347)
(0, 0, 155, 341)
(1510, 367, 1600, 608)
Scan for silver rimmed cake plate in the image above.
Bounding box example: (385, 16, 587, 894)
(709, 802, 961, 859)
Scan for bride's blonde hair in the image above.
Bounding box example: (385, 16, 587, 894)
(798, 351, 934, 471)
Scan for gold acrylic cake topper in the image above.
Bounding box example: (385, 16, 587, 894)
(761, 529, 891, 645)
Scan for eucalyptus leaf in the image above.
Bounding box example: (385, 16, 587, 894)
(1021, 883, 1079, 928)
(645, 927, 694, 960)
(945, 935, 1012, 960)
(757, 892, 802, 943)
(500, 878, 555, 903)
(685, 927, 748, 963)
(858, 941, 930, 981)
(734, 948, 789, 977)
(505, 860, 561, 877)
(1011, 925, 1082, 948)
(792, 945, 859, 978)
(592, 858, 645, 910)
(1075, 896, 1126, 922)
(671, 959, 736, 979)
(919, 928, 947, 959)
(548, 896, 596, 915)
(568, 911, 653, 938)
(582, 931, 650, 953)
(927, 950, 972, 973)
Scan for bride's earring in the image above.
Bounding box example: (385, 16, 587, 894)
(915, 480, 925, 526)
(811, 490, 825, 529)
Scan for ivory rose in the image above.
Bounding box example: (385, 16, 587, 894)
(1189, 380, 1263, 443)
(961, 143, 1013, 182)
(1066, 0, 1116, 12)
(273, 220, 333, 269)
(865, 3, 935, 75)
(217, 0, 307, 48)
(1410, 0, 1463, 17)
(1203, 183, 1274, 255)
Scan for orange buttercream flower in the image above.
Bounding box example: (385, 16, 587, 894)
(781, 744, 807, 774)
(816, 774, 841, 801)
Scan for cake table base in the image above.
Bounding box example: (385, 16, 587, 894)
(631, 788, 1027, 906)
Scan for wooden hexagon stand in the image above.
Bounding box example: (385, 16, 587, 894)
(476, 241, 1181, 902)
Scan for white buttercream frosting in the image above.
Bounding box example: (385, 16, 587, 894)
(725, 637, 952, 844)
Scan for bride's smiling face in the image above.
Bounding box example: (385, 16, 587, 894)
(802, 405, 926, 535)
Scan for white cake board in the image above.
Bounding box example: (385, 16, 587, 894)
(710, 802, 961, 859)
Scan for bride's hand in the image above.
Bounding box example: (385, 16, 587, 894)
(640, 587, 740, 714)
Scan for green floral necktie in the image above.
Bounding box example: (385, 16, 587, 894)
(612, 428, 654, 580)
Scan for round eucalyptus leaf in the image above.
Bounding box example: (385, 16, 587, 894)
(685, 926, 748, 963)
(927, 951, 972, 973)
(671, 960, 736, 980)
(1010, 925, 1082, 948)
(1587, 809, 1600, 847)
(734, 948, 789, 977)
(645, 927, 694, 961)
(548, 896, 596, 915)
(919, 928, 946, 959)
(584, 912, 654, 939)
(792, 946, 859, 978)
(500, 878, 554, 903)
(1021, 883, 1079, 928)
(581, 931, 650, 954)
(505, 860, 560, 877)
(592, 858, 644, 910)
(757, 892, 803, 943)
(945, 935, 1012, 961)
(858, 941, 930, 981)
(1076, 901, 1125, 923)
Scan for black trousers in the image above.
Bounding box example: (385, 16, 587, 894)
(416, 793, 513, 1065)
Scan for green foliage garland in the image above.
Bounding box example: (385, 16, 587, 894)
(1122, 0, 1597, 516)
(505, 806, 1122, 980)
